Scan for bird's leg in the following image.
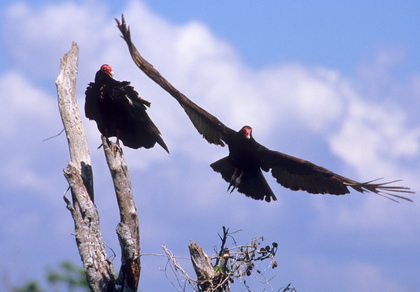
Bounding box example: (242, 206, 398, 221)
(228, 168, 238, 193)
(230, 169, 238, 183)
(228, 169, 244, 193)
(112, 129, 122, 153)
(235, 170, 244, 186)
(98, 128, 110, 149)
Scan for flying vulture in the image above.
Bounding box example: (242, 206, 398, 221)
(85, 64, 168, 152)
(115, 16, 413, 203)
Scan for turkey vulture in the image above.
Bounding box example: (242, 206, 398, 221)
(115, 16, 413, 202)
(85, 64, 168, 152)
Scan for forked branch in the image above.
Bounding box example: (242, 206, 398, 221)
(57, 43, 140, 291)
(57, 42, 115, 291)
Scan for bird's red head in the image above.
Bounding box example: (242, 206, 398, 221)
(241, 126, 252, 139)
(100, 64, 114, 78)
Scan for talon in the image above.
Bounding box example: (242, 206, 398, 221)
(112, 143, 122, 154)
(228, 183, 236, 193)
(227, 169, 244, 193)
(98, 136, 111, 149)
(228, 169, 238, 192)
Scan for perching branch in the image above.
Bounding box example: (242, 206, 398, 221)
(56, 42, 115, 291)
(101, 137, 141, 291)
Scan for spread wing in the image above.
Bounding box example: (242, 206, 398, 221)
(115, 15, 413, 203)
(255, 142, 413, 202)
(115, 15, 235, 146)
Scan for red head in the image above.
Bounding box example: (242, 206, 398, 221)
(100, 64, 114, 78)
(241, 125, 252, 139)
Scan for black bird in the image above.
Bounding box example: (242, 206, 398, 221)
(116, 16, 413, 202)
(85, 64, 168, 152)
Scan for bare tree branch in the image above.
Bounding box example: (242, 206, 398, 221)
(189, 242, 217, 291)
(160, 229, 279, 292)
(162, 244, 197, 291)
(56, 42, 94, 201)
(56, 42, 115, 291)
(101, 137, 141, 291)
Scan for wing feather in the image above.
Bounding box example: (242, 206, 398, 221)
(256, 143, 413, 202)
(115, 15, 235, 146)
(115, 15, 413, 203)
(119, 83, 169, 152)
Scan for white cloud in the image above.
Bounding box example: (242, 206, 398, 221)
(4, 2, 112, 80)
(328, 84, 420, 183)
(0, 72, 56, 136)
(0, 71, 65, 195)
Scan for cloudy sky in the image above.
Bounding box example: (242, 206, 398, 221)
(1, 0, 419, 291)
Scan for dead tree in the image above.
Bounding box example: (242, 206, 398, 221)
(56, 42, 140, 291)
(163, 227, 278, 292)
(101, 136, 140, 290)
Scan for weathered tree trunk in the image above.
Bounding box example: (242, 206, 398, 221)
(57, 42, 140, 291)
(56, 42, 116, 291)
(101, 137, 141, 291)
(189, 242, 230, 292)
(189, 242, 216, 291)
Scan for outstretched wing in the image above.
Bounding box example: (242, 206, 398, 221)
(115, 15, 413, 203)
(115, 15, 236, 146)
(255, 142, 413, 202)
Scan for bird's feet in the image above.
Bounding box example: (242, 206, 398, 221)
(100, 136, 122, 154)
(227, 169, 244, 193)
(112, 143, 122, 154)
(111, 138, 122, 154)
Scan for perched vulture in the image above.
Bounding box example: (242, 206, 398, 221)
(115, 16, 413, 203)
(85, 64, 168, 152)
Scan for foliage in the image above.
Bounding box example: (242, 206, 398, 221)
(12, 261, 88, 292)
(164, 226, 294, 291)
(13, 281, 45, 292)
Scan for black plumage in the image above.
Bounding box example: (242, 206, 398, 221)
(116, 16, 413, 203)
(85, 64, 168, 152)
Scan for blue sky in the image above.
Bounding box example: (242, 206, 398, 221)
(1, 1, 419, 291)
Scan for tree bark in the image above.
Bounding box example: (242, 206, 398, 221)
(56, 42, 115, 291)
(101, 137, 141, 291)
(189, 242, 216, 292)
